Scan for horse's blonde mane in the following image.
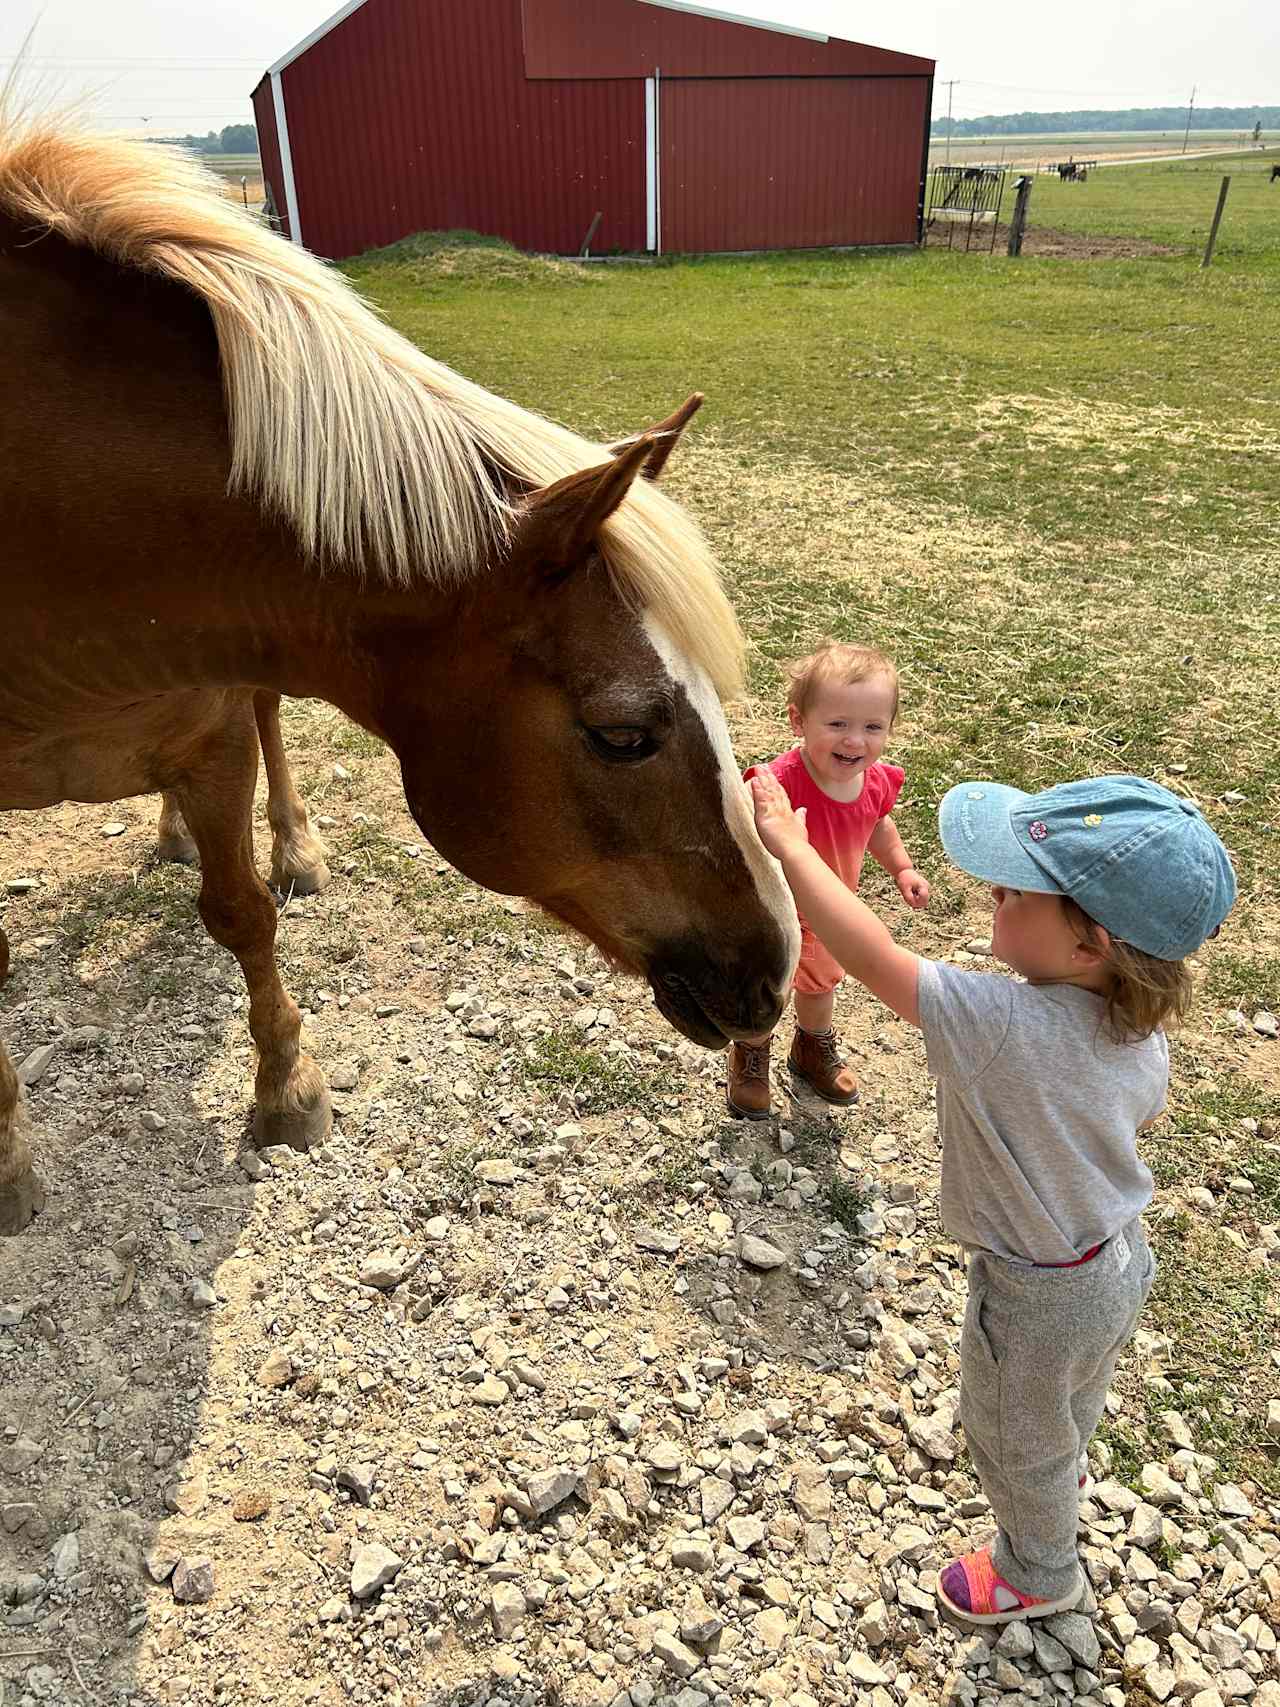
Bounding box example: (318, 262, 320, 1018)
(0, 110, 744, 696)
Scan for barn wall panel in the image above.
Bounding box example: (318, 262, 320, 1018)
(660, 77, 926, 252)
(250, 79, 289, 239)
(278, 0, 646, 259)
(523, 0, 933, 79)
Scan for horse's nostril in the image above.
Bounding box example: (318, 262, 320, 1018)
(748, 974, 785, 1027)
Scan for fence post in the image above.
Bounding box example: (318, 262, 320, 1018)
(1007, 175, 1033, 256)
(1201, 176, 1231, 268)
(579, 211, 604, 258)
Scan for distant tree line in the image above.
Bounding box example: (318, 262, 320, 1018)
(149, 123, 258, 155)
(932, 106, 1280, 137)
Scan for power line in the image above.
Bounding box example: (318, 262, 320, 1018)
(937, 77, 1191, 99)
(0, 54, 262, 65)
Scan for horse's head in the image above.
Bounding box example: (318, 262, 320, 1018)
(393, 403, 799, 1047)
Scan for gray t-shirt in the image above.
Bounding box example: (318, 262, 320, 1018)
(917, 960, 1167, 1265)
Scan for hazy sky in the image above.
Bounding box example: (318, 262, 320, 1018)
(3, 1, 1275, 136)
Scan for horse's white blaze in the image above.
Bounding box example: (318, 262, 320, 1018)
(643, 615, 800, 978)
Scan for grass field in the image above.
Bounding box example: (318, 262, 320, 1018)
(930, 128, 1280, 170)
(342, 160, 1280, 1494)
(1015, 148, 1280, 257)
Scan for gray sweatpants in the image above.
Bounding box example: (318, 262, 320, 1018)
(960, 1218, 1156, 1599)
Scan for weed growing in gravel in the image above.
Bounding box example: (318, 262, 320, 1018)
(1094, 1418, 1148, 1488)
(524, 1030, 670, 1116)
(1204, 947, 1280, 1017)
(654, 1139, 705, 1198)
(1145, 1072, 1280, 1214)
(54, 866, 203, 990)
(823, 1175, 871, 1234)
(1145, 1217, 1278, 1496)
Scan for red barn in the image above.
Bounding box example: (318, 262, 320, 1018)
(251, 0, 934, 260)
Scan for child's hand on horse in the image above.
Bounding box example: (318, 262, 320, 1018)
(750, 771, 810, 860)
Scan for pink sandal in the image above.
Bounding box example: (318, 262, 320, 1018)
(937, 1546, 1082, 1625)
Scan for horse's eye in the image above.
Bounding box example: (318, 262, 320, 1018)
(585, 726, 659, 763)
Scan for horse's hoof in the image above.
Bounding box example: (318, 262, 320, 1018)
(270, 858, 331, 897)
(0, 1169, 46, 1234)
(253, 1089, 332, 1153)
(156, 832, 200, 866)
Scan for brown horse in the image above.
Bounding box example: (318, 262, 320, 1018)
(0, 115, 799, 1234)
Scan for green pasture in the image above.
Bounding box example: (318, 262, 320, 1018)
(1027, 148, 1280, 255)
(343, 159, 1280, 1491)
(930, 129, 1280, 169)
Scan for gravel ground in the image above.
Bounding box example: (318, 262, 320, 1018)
(1, 707, 1277, 1707)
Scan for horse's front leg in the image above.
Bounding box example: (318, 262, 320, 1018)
(254, 691, 330, 895)
(0, 926, 46, 1233)
(175, 714, 331, 1152)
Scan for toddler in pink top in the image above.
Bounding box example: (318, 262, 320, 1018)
(729, 643, 929, 1118)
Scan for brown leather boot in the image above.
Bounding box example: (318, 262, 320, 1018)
(726, 1037, 773, 1120)
(788, 1026, 858, 1105)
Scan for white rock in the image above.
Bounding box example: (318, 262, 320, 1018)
(652, 1631, 700, 1679)
(524, 1468, 578, 1516)
(726, 1515, 766, 1552)
(1044, 1610, 1101, 1668)
(738, 1234, 786, 1270)
(1214, 1483, 1254, 1519)
(701, 1478, 736, 1524)
(471, 1375, 509, 1406)
(845, 1654, 890, 1686)
(490, 1583, 526, 1639)
(257, 1349, 294, 1389)
(1140, 1464, 1182, 1506)
(995, 1620, 1034, 1659)
(358, 1250, 407, 1289)
(671, 1538, 715, 1574)
(350, 1543, 403, 1600)
(49, 1533, 80, 1578)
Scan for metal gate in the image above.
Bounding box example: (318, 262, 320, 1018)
(924, 164, 1007, 252)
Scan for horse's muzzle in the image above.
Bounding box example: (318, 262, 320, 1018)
(648, 954, 789, 1050)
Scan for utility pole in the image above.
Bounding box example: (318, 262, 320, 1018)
(944, 80, 955, 167)
(1183, 84, 1196, 153)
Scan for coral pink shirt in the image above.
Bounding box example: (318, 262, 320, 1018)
(744, 748, 905, 894)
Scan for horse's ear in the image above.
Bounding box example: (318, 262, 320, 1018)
(608, 393, 703, 481)
(514, 436, 655, 574)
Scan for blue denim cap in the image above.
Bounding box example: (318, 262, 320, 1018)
(938, 774, 1236, 961)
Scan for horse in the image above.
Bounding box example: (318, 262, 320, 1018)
(0, 113, 799, 1234)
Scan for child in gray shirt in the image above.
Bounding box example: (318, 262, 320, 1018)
(750, 769, 1235, 1625)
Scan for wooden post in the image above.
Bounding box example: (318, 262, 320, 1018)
(579, 211, 603, 258)
(1201, 175, 1230, 268)
(1007, 175, 1033, 256)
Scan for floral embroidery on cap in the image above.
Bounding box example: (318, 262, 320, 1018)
(1028, 820, 1049, 842)
(1083, 812, 1103, 827)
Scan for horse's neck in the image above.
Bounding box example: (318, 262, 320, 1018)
(1, 216, 462, 736)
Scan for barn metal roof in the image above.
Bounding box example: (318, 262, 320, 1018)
(266, 0, 931, 77)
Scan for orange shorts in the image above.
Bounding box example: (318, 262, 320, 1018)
(793, 926, 844, 996)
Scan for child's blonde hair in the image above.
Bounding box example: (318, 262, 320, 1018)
(1061, 896, 1194, 1043)
(786, 642, 899, 721)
